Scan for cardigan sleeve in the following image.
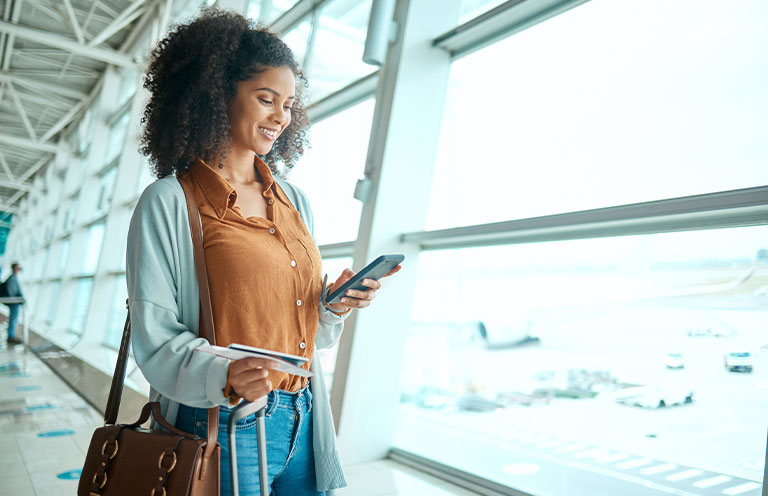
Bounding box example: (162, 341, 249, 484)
(126, 179, 231, 408)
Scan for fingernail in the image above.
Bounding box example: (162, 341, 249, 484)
(346, 290, 353, 296)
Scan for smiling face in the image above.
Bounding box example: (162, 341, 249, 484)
(228, 65, 296, 156)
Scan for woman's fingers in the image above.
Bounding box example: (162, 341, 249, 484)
(227, 358, 274, 401)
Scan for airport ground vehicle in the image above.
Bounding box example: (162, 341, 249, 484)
(615, 386, 694, 409)
(724, 352, 753, 372)
(665, 353, 684, 369)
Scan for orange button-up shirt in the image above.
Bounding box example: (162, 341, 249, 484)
(178, 158, 322, 393)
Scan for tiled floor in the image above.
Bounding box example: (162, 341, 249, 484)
(0, 343, 479, 496)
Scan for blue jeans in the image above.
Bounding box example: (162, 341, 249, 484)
(7, 304, 20, 339)
(176, 383, 324, 496)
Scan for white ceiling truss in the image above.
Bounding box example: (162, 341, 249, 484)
(0, 0, 161, 214)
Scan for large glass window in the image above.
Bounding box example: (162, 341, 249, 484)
(95, 167, 118, 217)
(300, 0, 375, 101)
(69, 278, 94, 335)
(247, 0, 300, 24)
(105, 113, 130, 165)
(426, 0, 768, 230)
(46, 281, 61, 325)
(394, 225, 767, 495)
(57, 238, 70, 278)
(104, 275, 128, 349)
(288, 98, 374, 245)
(81, 223, 105, 275)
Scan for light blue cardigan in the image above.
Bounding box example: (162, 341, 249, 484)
(125, 175, 348, 492)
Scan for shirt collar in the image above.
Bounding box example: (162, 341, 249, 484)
(187, 159, 235, 219)
(187, 157, 287, 219)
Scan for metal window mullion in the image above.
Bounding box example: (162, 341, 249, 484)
(270, 0, 331, 35)
(306, 70, 378, 122)
(401, 186, 768, 251)
(433, 0, 590, 59)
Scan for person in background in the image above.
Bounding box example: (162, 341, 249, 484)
(2, 262, 23, 345)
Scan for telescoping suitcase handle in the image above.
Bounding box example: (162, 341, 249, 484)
(228, 397, 269, 496)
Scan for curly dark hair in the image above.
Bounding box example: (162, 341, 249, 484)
(140, 8, 309, 178)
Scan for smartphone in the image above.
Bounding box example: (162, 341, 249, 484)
(325, 254, 404, 305)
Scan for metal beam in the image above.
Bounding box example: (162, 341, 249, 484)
(270, 0, 331, 35)
(401, 186, 768, 250)
(1, 0, 23, 71)
(318, 241, 354, 259)
(87, 0, 146, 47)
(306, 71, 378, 122)
(0, 149, 15, 181)
(0, 187, 27, 211)
(39, 98, 86, 143)
(62, 0, 86, 44)
(0, 19, 141, 68)
(0, 134, 57, 153)
(433, 0, 589, 59)
(0, 70, 91, 100)
(0, 178, 32, 191)
(6, 81, 37, 140)
(18, 156, 49, 183)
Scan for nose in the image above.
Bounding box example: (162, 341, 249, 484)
(272, 106, 289, 126)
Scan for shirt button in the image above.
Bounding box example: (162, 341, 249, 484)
(296, 299, 302, 307)
(269, 228, 276, 234)
(290, 260, 296, 267)
(299, 342, 306, 350)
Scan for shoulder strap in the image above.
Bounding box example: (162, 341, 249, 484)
(104, 177, 220, 453)
(179, 178, 215, 345)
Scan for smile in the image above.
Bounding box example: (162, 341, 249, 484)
(258, 127, 279, 140)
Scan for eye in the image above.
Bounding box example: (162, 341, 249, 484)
(259, 97, 272, 105)
(284, 105, 293, 111)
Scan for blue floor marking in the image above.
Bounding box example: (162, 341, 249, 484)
(38, 429, 75, 438)
(56, 469, 82, 480)
(25, 404, 55, 412)
(16, 385, 41, 391)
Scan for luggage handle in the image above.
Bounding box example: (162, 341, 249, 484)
(228, 397, 269, 496)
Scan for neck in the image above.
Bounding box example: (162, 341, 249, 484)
(216, 145, 258, 185)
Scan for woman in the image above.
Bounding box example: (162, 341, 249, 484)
(126, 9, 398, 495)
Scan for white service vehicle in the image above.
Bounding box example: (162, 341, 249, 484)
(724, 352, 753, 373)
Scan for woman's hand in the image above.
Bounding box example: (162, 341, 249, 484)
(327, 265, 402, 312)
(227, 358, 273, 402)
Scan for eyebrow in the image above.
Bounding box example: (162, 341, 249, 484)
(255, 87, 296, 100)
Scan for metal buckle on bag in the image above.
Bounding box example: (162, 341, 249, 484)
(92, 471, 108, 489)
(158, 450, 177, 473)
(101, 439, 119, 459)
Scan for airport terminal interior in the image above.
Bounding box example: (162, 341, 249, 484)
(0, 0, 766, 495)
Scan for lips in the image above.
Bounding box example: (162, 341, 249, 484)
(258, 127, 279, 141)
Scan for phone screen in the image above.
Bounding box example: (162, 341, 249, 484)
(325, 254, 404, 304)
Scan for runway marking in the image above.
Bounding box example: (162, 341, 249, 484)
(573, 448, 611, 459)
(594, 452, 630, 464)
(640, 463, 678, 475)
(666, 469, 704, 481)
(693, 475, 732, 488)
(722, 482, 762, 495)
(616, 458, 653, 469)
(554, 443, 588, 453)
(536, 439, 569, 449)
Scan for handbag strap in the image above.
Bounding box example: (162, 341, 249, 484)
(103, 306, 131, 425)
(103, 177, 221, 454)
(178, 177, 221, 461)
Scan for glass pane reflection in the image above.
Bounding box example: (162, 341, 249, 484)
(394, 225, 768, 495)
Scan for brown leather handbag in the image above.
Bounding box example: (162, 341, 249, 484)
(78, 179, 221, 495)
